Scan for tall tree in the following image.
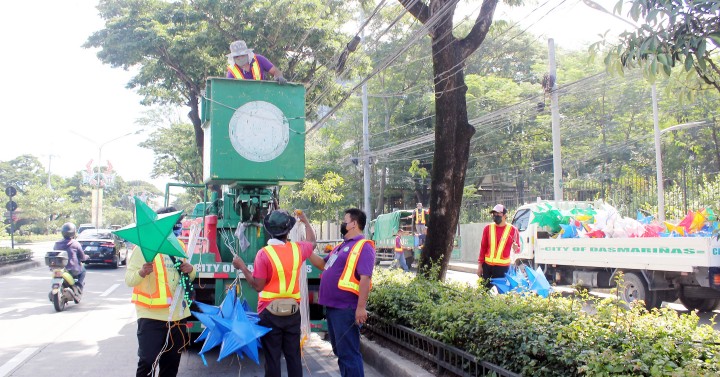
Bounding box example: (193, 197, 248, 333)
(398, 0, 511, 280)
(139, 122, 203, 184)
(0, 155, 45, 193)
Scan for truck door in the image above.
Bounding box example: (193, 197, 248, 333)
(511, 208, 535, 263)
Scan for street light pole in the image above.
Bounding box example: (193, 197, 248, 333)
(71, 131, 134, 229)
(651, 85, 664, 222)
(655, 118, 709, 222)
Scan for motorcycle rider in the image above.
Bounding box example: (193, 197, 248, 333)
(53, 222, 88, 289)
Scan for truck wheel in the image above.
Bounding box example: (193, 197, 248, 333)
(620, 272, 661, 309)
(679, 290, 719, 312)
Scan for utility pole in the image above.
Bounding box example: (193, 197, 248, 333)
(548, 39, 564, 201)
(362, 83, 372, 221)
(47, 154, 58, 189)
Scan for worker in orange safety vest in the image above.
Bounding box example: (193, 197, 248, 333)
(312, 208, 375, 377)
(125, 206, 196, 377)
(476, 204, 520, 289)
(232, 209, 322, 377)
(226, 40, 287, 84)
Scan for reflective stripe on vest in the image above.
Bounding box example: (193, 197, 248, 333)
(486, 224, 513, 266)
(338, 239, 373, 295)
(131, 255, 172, 308)
(415, 209, 426, 224)
(259, 243, 301, 301)
(227, 59, 262, 80)
(394, 236, 403, 252)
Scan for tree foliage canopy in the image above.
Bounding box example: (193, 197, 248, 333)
(602, 0, 720, 93)
(85, 0, 359, 158)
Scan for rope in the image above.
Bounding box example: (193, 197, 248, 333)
(149, 321, 190, 376)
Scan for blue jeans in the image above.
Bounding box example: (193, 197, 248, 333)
(393, 252, 409, 272)
(326, 307, 364, 377)
(71, 266, 86, 288)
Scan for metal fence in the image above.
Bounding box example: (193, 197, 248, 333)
(462, 171, 720, 222)
(366, 313, 521, 377)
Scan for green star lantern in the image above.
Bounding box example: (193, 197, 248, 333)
(113, 196, 187, 263)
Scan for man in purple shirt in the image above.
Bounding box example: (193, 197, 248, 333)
(226, 40, 286, 84)
(53, 222, 88, 288)
(316, 208, 375, 377)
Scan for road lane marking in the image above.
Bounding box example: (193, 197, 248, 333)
(100, 283, 120, 297)
(0, 347, 38, 377)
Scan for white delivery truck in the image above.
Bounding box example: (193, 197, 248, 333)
(510, 200, 720, 311)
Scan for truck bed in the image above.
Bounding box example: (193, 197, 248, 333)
(535, 237, 720, 272)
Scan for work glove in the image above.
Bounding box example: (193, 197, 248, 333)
(276, 75, 287, 85)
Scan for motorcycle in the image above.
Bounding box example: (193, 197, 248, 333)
(45, 250, 83, 312)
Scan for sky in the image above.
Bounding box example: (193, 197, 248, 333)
(1, 0, 635, 191)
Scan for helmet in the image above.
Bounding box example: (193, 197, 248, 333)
(263, 210, 296, 238)
(61, 223, 77, 239)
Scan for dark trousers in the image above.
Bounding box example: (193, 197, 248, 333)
(136, 318, 187, 377)
(258, 310, 303, 377)
(481, 263, 510, 289)
(326, 307, 364, 377)
(71, 267, 86, 288)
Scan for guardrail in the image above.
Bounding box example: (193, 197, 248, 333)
(366, 313, 521, 377)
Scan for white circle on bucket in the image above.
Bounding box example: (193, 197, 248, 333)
(228, 101, 289, 162)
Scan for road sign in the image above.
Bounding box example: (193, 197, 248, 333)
(6, 201, 17, 212)
(5, 186, 17, 197)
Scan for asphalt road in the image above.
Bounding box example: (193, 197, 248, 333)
(0, 243, 381, 377)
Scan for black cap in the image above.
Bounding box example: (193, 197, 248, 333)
(263, 210, 296, 237)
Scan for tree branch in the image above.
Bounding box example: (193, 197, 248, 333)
(398, 0, 430, 24)
(459, 0, 499, 60)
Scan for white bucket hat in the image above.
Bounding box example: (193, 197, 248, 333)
(227, 40, 253, 57)
(490, 204, 507, 214)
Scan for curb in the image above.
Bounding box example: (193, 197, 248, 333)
(447, 263, 476, 274)
(360, 336, 434, 377)
(0, 260, 42, 276)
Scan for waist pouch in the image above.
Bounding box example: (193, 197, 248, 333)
(266, 298, 299, 316)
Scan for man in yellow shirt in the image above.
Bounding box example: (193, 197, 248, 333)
(125, 206, 196, 377)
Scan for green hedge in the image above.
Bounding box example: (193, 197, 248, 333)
(368, 269, 720, 376)
(0, 247, 33, 264)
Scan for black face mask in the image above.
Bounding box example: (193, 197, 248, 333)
(493, 215, 503, 225)
(340, 222, 349, 236)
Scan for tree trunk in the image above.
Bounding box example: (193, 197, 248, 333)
(187, 93, 204, 162)
(399, 0, 497, 281)
(418, 34, 476, 281)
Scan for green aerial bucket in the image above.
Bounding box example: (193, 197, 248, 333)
(201, 78, 306, 186)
